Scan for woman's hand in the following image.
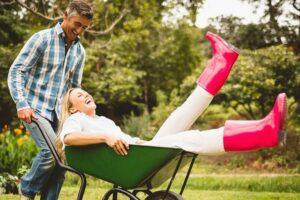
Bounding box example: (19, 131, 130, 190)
(105, 134, 129, 156)
(135, 139, 146, 144)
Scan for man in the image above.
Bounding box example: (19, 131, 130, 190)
(7, 1, 93, 199)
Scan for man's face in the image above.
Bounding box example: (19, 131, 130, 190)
(63, 13, 91, 42)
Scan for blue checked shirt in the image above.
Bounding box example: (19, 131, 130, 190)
(8, 23, 85, 121)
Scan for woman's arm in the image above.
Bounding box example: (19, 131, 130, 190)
(64, 132, 129, 155)
(64, 132, 106, 146)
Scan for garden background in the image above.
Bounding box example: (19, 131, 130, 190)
(0, 0, 299, 199)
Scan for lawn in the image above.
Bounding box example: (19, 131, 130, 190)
(1, 173, 299, 199)
(1, 187, 299, 200)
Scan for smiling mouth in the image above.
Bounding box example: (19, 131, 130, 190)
(85, 99, 92, 104)
(71, 31, 78, 37)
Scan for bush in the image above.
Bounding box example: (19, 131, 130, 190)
(121, 110, 155, 140)
(0, 125, 38, 175)
(0, 173, 18, 194)
(151, 89, 182, 128)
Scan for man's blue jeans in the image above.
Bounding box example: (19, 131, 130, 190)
(21, 113, 65, 199)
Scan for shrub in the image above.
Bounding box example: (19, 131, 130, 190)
(151, 89, 182, 128)
(0, 125, 38, 175)
(121, 110, 155, 140)
(0, 173, 18, 194)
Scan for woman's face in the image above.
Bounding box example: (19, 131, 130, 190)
(69, 88, 97, 116)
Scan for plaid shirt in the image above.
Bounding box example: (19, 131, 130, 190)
(8, 23, 85, 121)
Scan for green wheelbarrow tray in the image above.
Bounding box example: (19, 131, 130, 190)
(65, 144, 195, 189)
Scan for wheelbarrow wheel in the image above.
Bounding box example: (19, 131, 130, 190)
(145, 190, 183, 200)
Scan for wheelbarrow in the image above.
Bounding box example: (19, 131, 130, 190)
(33, 119, 197, 200)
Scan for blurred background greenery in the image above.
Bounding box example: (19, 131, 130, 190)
(0, 0, 299, 195)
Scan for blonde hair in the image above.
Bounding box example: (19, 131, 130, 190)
(56, 87, 78, 161)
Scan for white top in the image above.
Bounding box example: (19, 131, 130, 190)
(60, 112, 139, 149)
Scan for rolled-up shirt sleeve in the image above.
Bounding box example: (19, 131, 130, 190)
(60, 116, 83, 145)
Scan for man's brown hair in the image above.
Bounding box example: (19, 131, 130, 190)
(66, 0, 93, 20)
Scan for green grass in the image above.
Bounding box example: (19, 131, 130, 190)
(1, 188, 299, 200)
(2, 174, 299, 199)
(62, 172, 300, 193)
(181, 174, 300, 193)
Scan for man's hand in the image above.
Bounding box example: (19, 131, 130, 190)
(105, 134, 129, 156)
(17, 108, 37, 124)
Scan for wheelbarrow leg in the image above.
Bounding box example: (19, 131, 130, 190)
(180, 154, 197, 195)
(163, 152, 184, 200)
(77, 173, 87, 200)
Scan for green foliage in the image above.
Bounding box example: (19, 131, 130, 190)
(222, 45, 299, 119)
(0, 173, 18, 194)
(83, 60, 144, 106)
(17, 165, 30, 178)
(121, 110, 154, 140)
(83, 1, 203, 115)
(0, 46, 21, 127)
(0, 9, 27, 46)
(151, 89, 182, 128)
(208, 11, 299, 53)
(0, 127, 38, 175)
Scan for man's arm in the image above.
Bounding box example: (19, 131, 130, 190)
(7, 32, 45, 122)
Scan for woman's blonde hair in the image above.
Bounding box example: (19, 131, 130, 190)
(56, 87, 78, 161)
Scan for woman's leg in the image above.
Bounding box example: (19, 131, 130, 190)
(147, 93, 287, 155)
(154, 32, 239, 139)
(147, 128, 226, 155)
(153, 86, 213, 139)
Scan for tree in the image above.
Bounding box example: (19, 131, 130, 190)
(207, 15, 270, 49)
(242, 0, 300, 52)
(82, 1, 204, 118)
(0, 4, 30, 126)
(222, 45, 299, 119)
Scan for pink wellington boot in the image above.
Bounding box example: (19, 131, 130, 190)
(223, 93, 287, 152)
(197, 32, 239, 96)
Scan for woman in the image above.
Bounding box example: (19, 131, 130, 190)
(57, 32, 287, 157)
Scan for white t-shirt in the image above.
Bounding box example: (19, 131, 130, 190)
(60, 112, 139, 149)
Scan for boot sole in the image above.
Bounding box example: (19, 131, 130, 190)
(279, 94, 287, 147)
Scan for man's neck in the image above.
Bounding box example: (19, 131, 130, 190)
(60, 21, 73, 47)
